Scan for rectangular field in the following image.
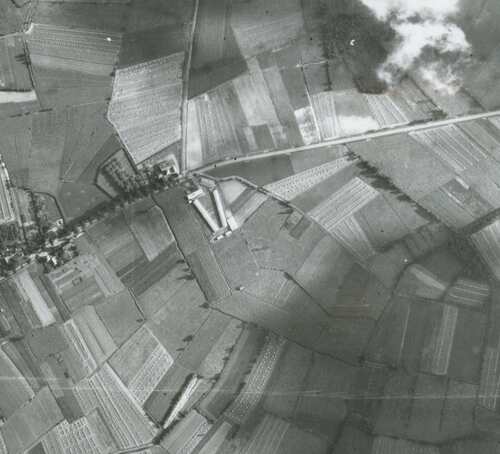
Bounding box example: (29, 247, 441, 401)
(125, 205, 174, 261)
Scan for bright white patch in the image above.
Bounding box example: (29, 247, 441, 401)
(0, 90, 37, 103)
(391, 21, 467, 69)
(360, 0, 470, 94)
(360, 0, 460, 21)
(419, 62, 463, 95)
(338, 115, 379, 135)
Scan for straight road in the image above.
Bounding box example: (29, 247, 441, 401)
(180, 0, 200, 172)
(189, 109, 500, 174)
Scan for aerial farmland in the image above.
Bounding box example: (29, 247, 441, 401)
(0, 0, 499, 454)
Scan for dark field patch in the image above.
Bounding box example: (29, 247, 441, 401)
(188, 0, 247, 98)
(118, 26, 185, 67)
(208, 156, 293, 186)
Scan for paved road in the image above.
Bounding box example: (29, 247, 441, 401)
(180, 0, 200, 172)
(189, 109, 500, 174)
(117, 445, 155, 454)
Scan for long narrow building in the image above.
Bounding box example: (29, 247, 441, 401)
(0, 158, 17, 225)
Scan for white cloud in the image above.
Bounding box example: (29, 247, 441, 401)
(378, 21, 469, 86)
(419, 62, 463, 95)
(360, 0, 460, 21)
(360, 0, 469, 94)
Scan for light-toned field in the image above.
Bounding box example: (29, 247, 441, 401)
(108, 54, 184, 164)
(13, 268, 56, 328)
(109, 324, 173, 404)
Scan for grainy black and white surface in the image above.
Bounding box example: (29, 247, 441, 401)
(0, 0, 499, 453)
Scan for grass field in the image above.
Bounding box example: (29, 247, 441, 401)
(231, 0, 304, 58)
(0, 116, 30, 186)
(124, 242, 179, 295)
(458, 0, 500, 59)
(95, 290, 143, 347)
(262, 342, 312, 420)
(366, 296, 411, 366)
(0, 102, 116, 221)
(241, 199, 324, 273)
(446, 307, 486, 383)
(154, 188, 211, 256)
(134, 250, 185, 314)
(34, 193, 61, 224)
(349, 134, 456, 201)
(294, 354, 355, 438)
(59, 103, 114, 184)
(0, 346, 35, 419)
(0, 35, 32, 91)
(87, 213, 145, 276)
(118, 26, 185, 68)
(31, 64, 113, 109)
(198, 325, 265, 420)
(57, 182, 110, 221)
(212, 232, 260, 289)
(73, 305, 117, 362)
(125, 205, 174, 261)
(144, 267, 211, 349)
(27, 21, 121, 109)
(0, 92, 39, 119)
(189, 0, 247, 98)
(293, 235, 355, 312)
(125, 0, 193, 33)
(78, 134, 122, 185)
(143, 362, 193, 424)
(197, 317, 242, 378)
(48, 262, 104, 311)
(27, 110, 66, 195)
(1, 387, 63, 454)
(0, 0, 26, 35)
(333, 426, 373, 454)
(176, 309, 232, 373)
(33, 2, 127, 32)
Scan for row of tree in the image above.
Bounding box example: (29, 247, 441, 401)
(345, 150, 437, 223)
(61, 164, 180, 236)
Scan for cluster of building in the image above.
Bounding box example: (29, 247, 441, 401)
(186, 176, 239, 241)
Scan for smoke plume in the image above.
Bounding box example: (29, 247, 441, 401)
(360, 0, 471, 94)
